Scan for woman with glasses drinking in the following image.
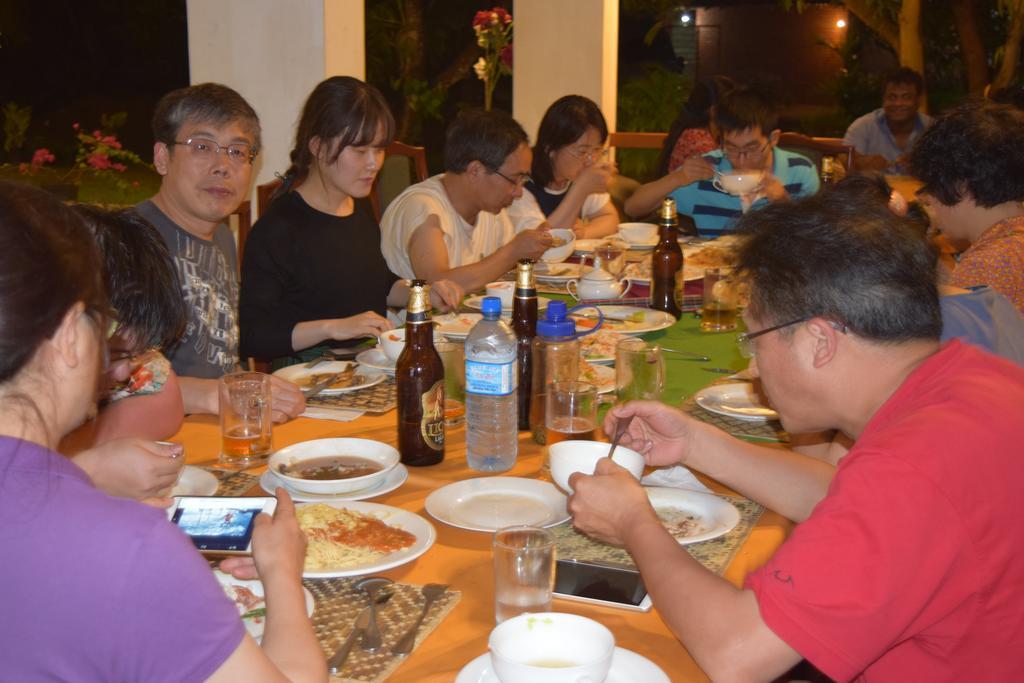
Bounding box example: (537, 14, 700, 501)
(508, 95, 620, 240)
(625, 84, 820, 238)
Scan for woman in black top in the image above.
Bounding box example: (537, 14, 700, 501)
(240, 77, 461, 364)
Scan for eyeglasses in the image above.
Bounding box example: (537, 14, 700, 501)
(566, 145, 609, 162)
(722, 141, 770, 160)
(736, 317, 848, 358)
(173, 138, 256, 165)
(491, 168, 532, 187)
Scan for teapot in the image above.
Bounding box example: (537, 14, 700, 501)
(567, 266, 628, 301)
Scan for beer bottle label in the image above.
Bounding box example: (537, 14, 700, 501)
(465, 359, 517, 395)
(419, 379, 445, 451)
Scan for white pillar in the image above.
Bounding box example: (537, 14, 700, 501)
(512, 0, 619, 144)
(186, 0, 364, 194)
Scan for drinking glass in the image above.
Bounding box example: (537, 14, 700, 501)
(701, 268, 739, 332)
(545, 381, 598, 447)
(493, 526, 556, 624)
(589, 242, 627, 278)
(615, 338, 665, 402)
(436, 341, 466, 427)
(219, 372, 273, 465)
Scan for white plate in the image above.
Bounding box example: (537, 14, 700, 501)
(260, 464, 408, 502)
(694, 382, 778, 421)
(578, 361, 615, 394)
(434, 313, 483, 339)
(578, 328, 626, 365)
(425, 477, 569, 533)
(647, 486, 741, 545)
(623, 260, 706, 283)
(354, 348, 395, 374)
(464, 295, 552, 313)
(456, 648, 670, 683)
(535, 262, 582, 283)
(214, 570, 314, 642)
(572, 306, 676, 335)
(298, 500, 436, 579)
(611, 231, 658, 250)
(272, 361, 386, 394)
(171, 466, 218, 496)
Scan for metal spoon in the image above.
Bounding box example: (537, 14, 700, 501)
(606, 414, 635, 461)
(390, 583, 449, 655)
(660, 347, 711, 361)
(327, 606, 371, 674)
(356, 577, 394, 651)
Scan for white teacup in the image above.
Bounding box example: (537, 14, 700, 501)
(548, 439, 645, 494)
(489, 612, 615, 683)
(713, 171, 763, 196)
(617, 222, 657, 244)
(485, 281, 515, 308)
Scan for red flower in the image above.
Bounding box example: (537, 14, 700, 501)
(32, 148, 56, 166)
(131, 181, 140, 188)
(112, 163, 127, 172)
(500, 43, 513, 69)
(72, 122, 80, 131)
(493, 7, 511, 24)
(87, 152, 112, 170)
(472, 10, 491, 28)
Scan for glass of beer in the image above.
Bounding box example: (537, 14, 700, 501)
(545, 381, 598, 447)
(219, 372, 273, 465)
(701, 268, 739, 332)
(615, 338, 665, 402)
(436, 341, 466, 427)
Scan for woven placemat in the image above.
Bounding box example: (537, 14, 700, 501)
(682, 380, 789, 443)
(206, 468, 261, 497)
(309, 377, 397, 414)
(303, 578, 461, 683)
(549, 494, 764, 576)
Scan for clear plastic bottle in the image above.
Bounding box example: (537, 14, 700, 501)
(465, 296, 518, 471)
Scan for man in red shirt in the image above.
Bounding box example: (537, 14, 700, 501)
(568, 194, 1024, 682)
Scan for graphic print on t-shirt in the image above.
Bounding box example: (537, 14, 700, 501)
(172, 234, 239, 375)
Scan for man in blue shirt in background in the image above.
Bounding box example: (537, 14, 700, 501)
(625, 84, 819, 237)
(844, 67, 932, 175)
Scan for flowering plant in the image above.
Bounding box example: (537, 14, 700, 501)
(19, 123, 145, 192)
(472, 7, 513, 111)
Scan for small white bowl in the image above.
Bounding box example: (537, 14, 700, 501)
(378, 327, 445, 362)
(540, 229, 576, 263)
(268, 438, 399, 495)
(489, 612, 615, 683)
(485, 281, 515, 308)
(618, 222, 658, 244)
(548, 440, 645, 494)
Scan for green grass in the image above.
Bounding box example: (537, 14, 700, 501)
(0, 164, 161, 206)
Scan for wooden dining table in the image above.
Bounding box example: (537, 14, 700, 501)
(172, 311, 794, 682)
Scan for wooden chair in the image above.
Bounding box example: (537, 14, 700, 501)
(229, 199, 252, 277)
(371, 140, 429, 220)
(777, 132, 853, 175)
(256, 177, 284, 218)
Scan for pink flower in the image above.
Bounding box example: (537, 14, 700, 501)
(500, 43, 513, 69)
(112, 163, 127, 172)
(494, 7, 511, 24)
(473, 10, 490, 28)
(31, 148, 56, 166)
(87, 152, 112, 170)
(72, 122, 80, 131)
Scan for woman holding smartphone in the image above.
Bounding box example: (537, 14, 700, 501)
(0, 181, 325, 682)
(240, 76, 462, 367)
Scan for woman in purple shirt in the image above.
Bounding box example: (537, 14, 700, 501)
(0, 181, 325, 682)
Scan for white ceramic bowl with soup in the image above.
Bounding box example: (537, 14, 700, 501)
(548, 440, 645, 494)
(488, 612, 615, 683)
(378, 327, 445, 362)
(540, 229, 576, 263)
(617, 222, 658, 244)
(269, 438, 399, 495)
(713, 171, 763, 195)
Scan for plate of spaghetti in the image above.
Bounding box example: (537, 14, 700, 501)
(296, 501, 436, 578)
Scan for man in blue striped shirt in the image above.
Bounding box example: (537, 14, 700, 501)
(625, 85, 820, 237)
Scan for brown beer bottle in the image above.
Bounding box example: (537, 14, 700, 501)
(649, 198, 684, 319)
(511, 259, 538, 431)
(396, 280, 445, 466)
(821, 156, 836, 186)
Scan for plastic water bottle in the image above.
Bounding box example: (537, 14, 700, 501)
(465, 296, 518, 472)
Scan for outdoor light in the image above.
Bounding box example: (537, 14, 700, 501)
(836, 19, 847, 28)
(680, 12, 692, 25)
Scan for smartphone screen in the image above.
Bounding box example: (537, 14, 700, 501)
(554, 559, 649, 607)
(169, 496, 273, 553)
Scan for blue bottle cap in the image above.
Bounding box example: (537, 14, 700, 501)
(480, 296, 503, 318)
(536, 299, 577, 337)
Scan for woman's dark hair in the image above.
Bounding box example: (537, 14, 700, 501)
(444, 108, 528, 173)
(734, 192, 942, 342)
(0, 181, 107, 384)
(656, 76, 735, 177)
(284, 76, 396, 189)
(908, 101, 1024, 208)
(530, 95, 609, 188)
(74, 205, 185, 352)
(152, 82, 262, 153)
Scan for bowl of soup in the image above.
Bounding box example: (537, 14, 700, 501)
(540, 229, 576, 263)
(269, 438, 400, 494)
(378, 327, 446, 362)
